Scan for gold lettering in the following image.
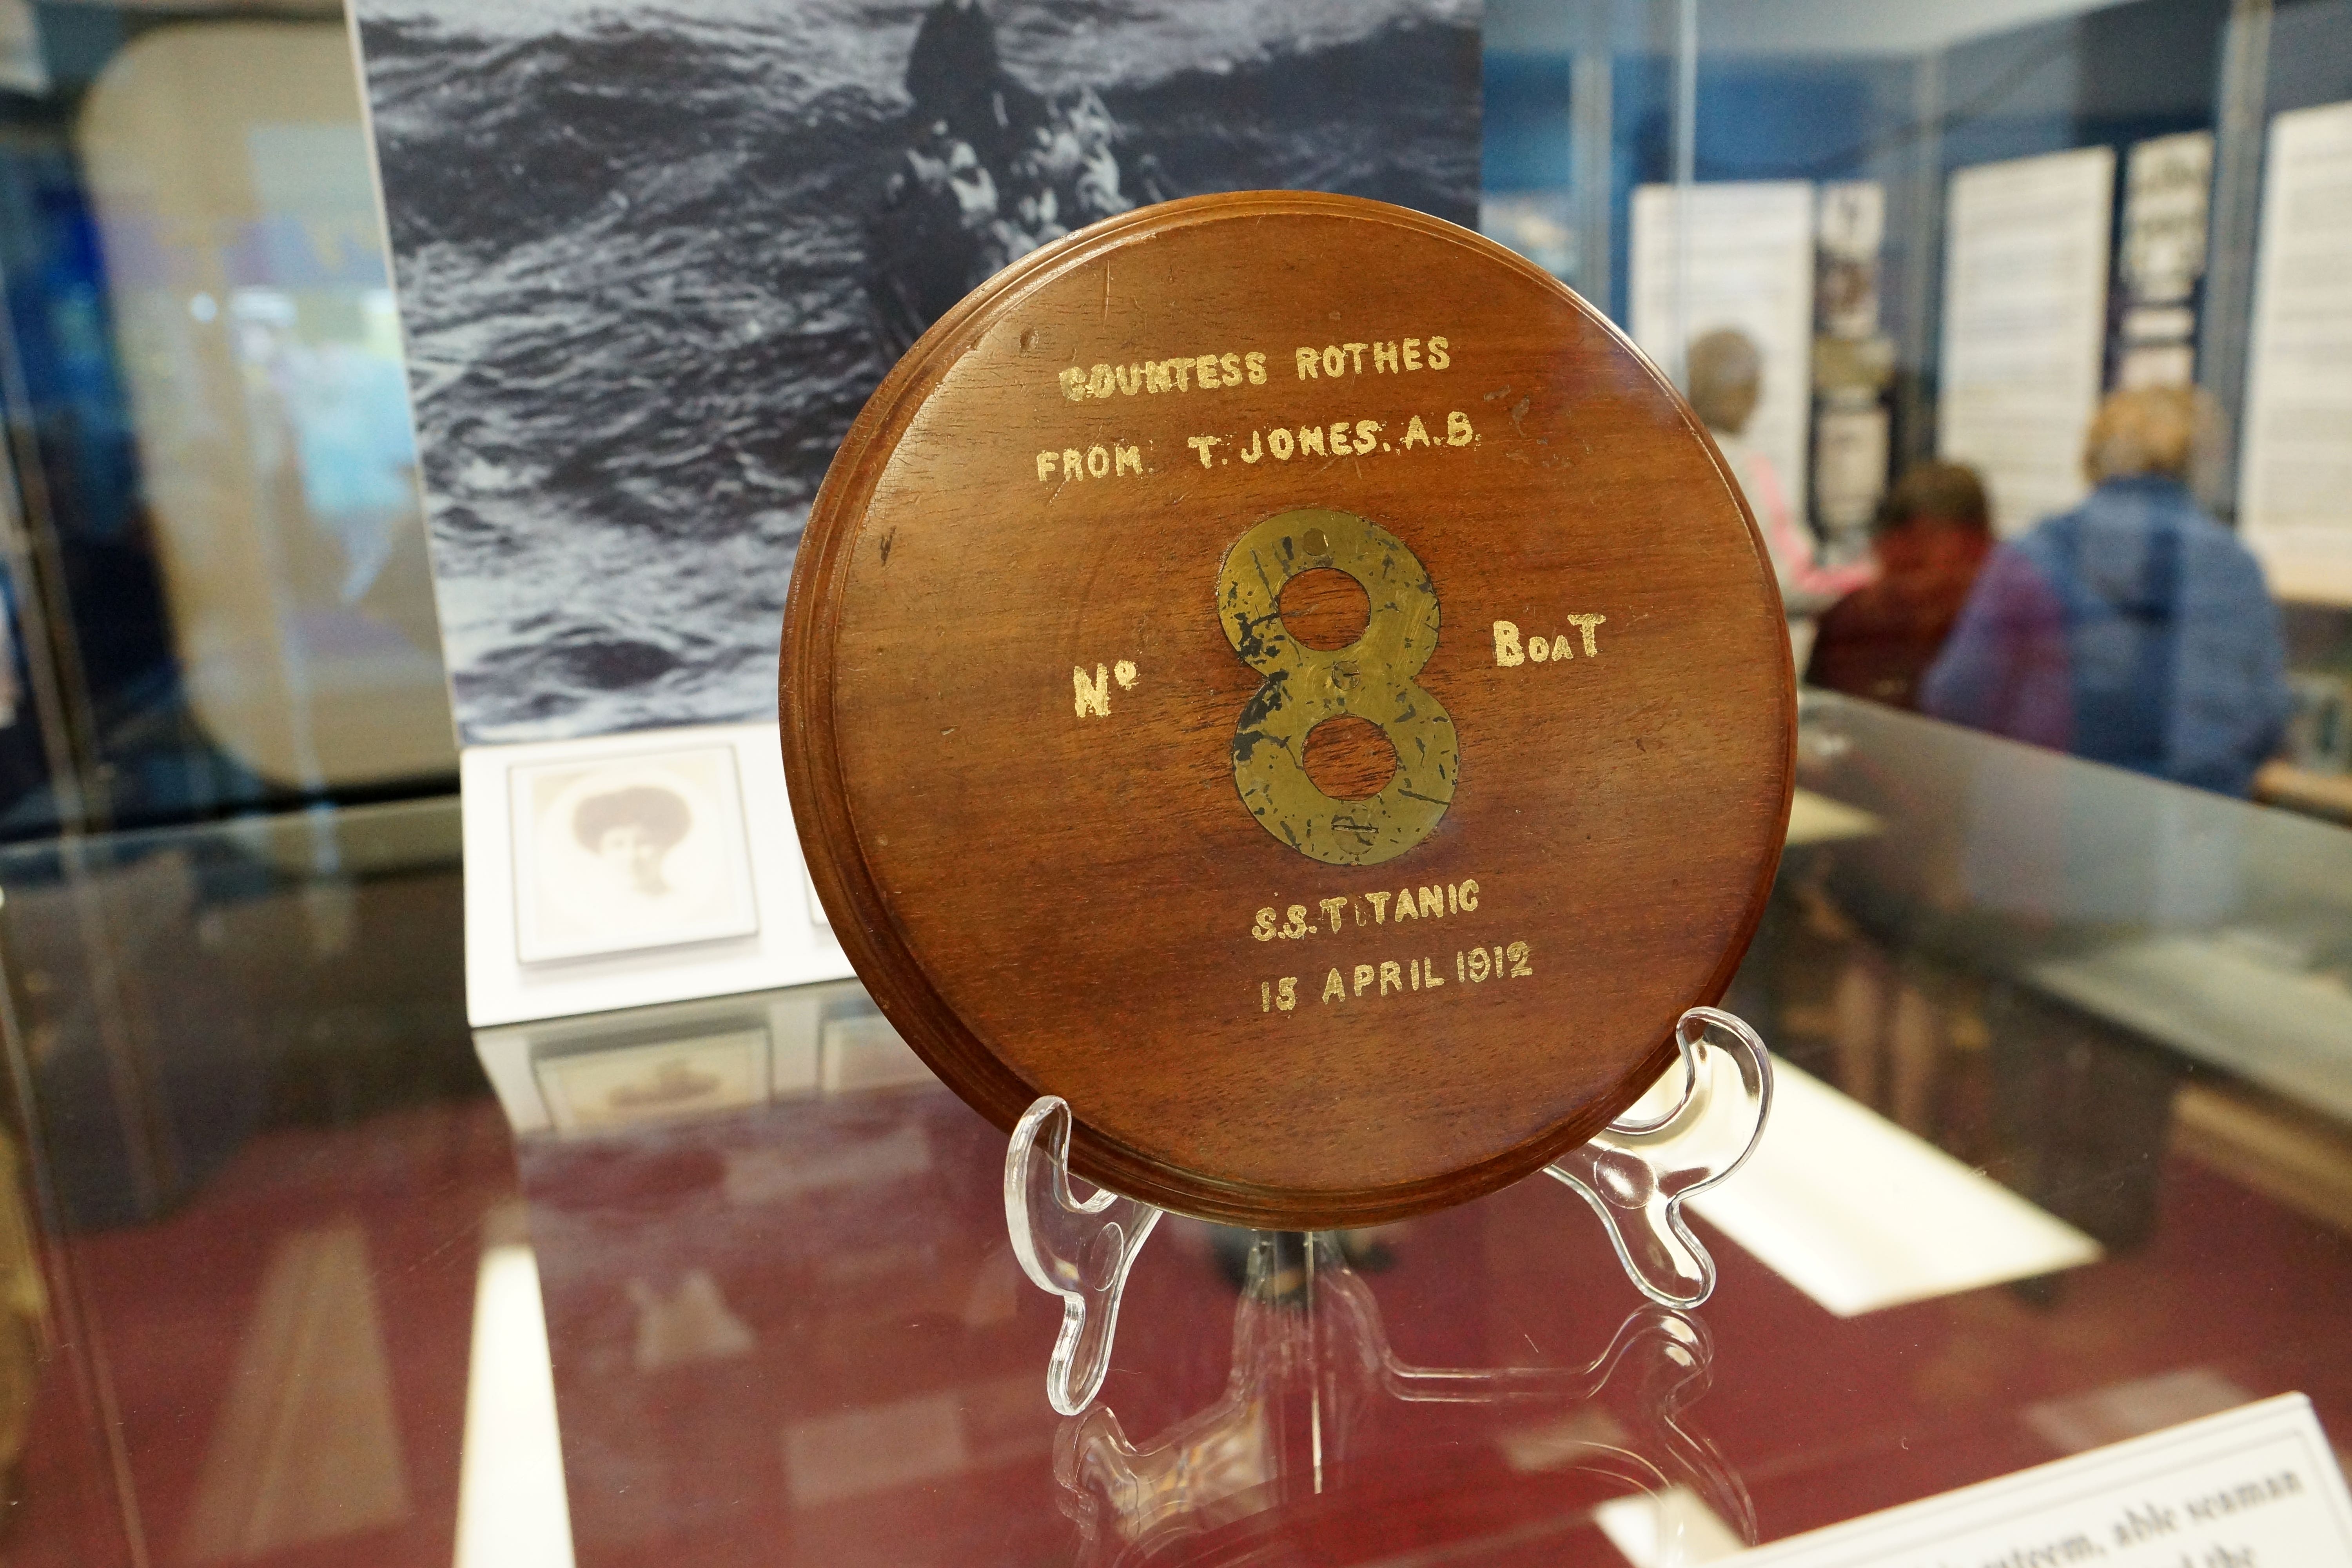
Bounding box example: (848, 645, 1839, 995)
(1329, 422, 1352, 456)
(1402, 338, 1423, 371)
(1374, 341, 1400, 373)
(1507, 941, 1533, 978)
(1428, 336, 1450, 370)
(1194, 353, 1221, 389)
(1086, 445, 1111, 478)
(1059, 367, 1088, 401)
(1145, 360, 1173, 394)
(1187, 434, 1221, 468)
(1322, 345, 1345, 377)
(1246, 351, 1268, 385)
(1567, 613, 1606, 656)
(1344, 342, 1368, 374)
(1074, 664, 1110, 718)
(1392, 886, 1419, 922)
(1035, 451, 1057, 481)
(1295, 347, 1321, 380)
(1353, 963, 1374, 997)
(1468, 946, 1491, 982)
(1423, 952, 1445, 987)
(1114, 363, 1144, 396)
(1220, 352, 1243, 385)
(1367, 890, 1391, 923)
(1318, 897, 1348, 933)
(1379, 960, 1404, 996)
(1355, 419, 1381, 450)
(1321, 967, 1345, 1004)
(1115, 443, 1142, 476)
(1240, 430, 1263, 464)
(1447, 410, 1473, 445)
(1087, 363, 1115, 398)
(1280, 904, 1308, 939)
(1410, 958, 1421, 991)
(1170, 358, 1194, 392)
(1458, 878, 1478, 912)
(1492, 621, 1524, 666)
(1113, 659, 1138, 689)
(1063, 448, 1083, 479)
(1418, 886, 1444, 919)
(1269, 427, 1295, 461)
(1277, 975, 1298, 1010)
(1403, 415, 1431, 448)
(1299, 424, 1326, 457)
(1528, 635, 1549, 663)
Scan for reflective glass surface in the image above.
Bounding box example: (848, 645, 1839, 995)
(0, 0, 2347, 1565)
(2, 695, 2347, 1565)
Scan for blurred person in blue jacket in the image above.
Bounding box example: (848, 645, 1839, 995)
(1920, 387, 2290, 797)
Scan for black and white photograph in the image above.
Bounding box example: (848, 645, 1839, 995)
(352, 0, 1482, 744)
(509, 746, 762, 962)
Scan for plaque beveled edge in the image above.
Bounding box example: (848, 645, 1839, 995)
(778, 189, 1798, 1229)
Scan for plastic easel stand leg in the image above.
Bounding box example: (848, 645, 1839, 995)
(1005, 1006, 1773, 1413)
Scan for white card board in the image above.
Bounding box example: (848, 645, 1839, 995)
(1730, 1394, 2352, 1566)
(1938, 146, 2116, 535)
(1630, 181, 1818, 524)
(461, 720, 853, 1025)
(1691, 1064, 2100, 1317)
(2240, 99, 2352, 605)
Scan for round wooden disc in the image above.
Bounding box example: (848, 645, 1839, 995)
(783, 192, 1793, 1228)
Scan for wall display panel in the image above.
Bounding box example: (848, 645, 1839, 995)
(348, 0, 1483, 746)
(1938, 147, 2116, 537)
(1629, 181, 1817, 526)
(2240, 99, 2352, 605)
(2116, 130, 2211, 391)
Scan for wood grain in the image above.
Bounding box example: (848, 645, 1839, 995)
(782, 192, 1794, 1227)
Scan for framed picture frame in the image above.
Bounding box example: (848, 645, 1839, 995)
(508, 745, 760, 964)
(461, 722, 853, 1026)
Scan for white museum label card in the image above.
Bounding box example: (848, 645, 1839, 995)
(1938, 146, 2115, 535)
(1731, 1394, 2352, 1566)
(1691, 1063, 2099, 1317)
(2241, 98, 2352, 604)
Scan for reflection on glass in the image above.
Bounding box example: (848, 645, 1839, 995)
(1056, 1232, 1751, 1567)
(76, 21, 453, 802)
(1765, 690, 2352, 1249)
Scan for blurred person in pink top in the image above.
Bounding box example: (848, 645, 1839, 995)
(1688, 328, 1873, 660)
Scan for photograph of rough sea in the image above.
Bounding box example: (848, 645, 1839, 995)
(352, 0, 1481, 744)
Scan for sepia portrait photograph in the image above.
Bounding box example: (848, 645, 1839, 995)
(509, 746, 762, 964)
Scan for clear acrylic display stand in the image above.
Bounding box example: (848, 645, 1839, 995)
(1053, 1228, 1755, 1564)
(1007, 1005, 1773, 1416)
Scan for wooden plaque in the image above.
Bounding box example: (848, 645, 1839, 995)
(783, 192, 1793, 1228)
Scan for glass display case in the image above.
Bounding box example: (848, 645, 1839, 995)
(0, 695, 2342, 1564)
(0, 0, 2341, 1565)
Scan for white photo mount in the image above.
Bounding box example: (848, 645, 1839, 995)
(462, 720, 853, 1026)
(1008, 1007, 1775, 1415)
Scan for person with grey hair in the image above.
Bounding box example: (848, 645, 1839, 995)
(1920, 387, 2290, 796)
(1687, 327, 1872, 659)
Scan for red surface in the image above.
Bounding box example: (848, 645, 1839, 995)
(11, 1082, 2351, 1567)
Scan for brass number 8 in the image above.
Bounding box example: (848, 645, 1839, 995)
(1217, 508, 1458, 866)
